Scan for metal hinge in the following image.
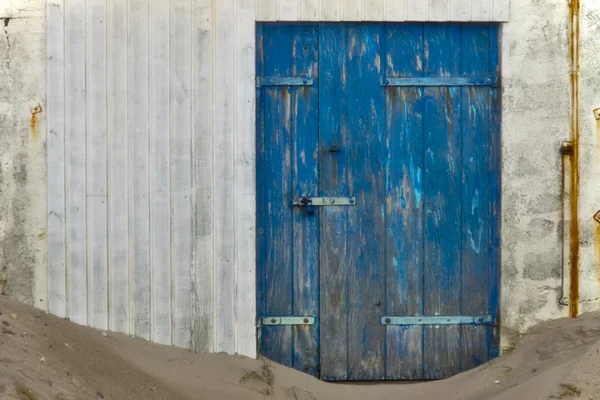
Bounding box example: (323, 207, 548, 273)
(257, 317, 315, 327)
(381, 315, 496, 326)
(293, 197, 356, 206)
(256, 76, 313, 88)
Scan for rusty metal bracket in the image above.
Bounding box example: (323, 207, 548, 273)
(256, 76, 313, 87)
(381, 316, 496, 326)
(293, 197, 355, 206)
(257, 317, 315, 327)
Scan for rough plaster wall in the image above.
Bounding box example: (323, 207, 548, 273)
(578, 1, 600, 314)
(500, 0, 571, 351)
(0, 0, 47, 309)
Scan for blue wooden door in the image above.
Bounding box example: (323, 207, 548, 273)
(256, 23, 500, 381)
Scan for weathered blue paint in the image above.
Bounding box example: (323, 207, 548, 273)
(256, 23, 500, 381)
(256, 76, 314, 87)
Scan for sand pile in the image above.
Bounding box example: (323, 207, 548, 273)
(1, 295, 599, 399)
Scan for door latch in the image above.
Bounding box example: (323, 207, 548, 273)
(293, 196, 356, 208)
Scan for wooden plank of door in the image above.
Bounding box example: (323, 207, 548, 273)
(422, 24, 462, 380)
(345, 23, 386, 380)
(319, 23, 349, 381)
(258, 24, 294, 366)
(460, 24, 492, 371)
(489, 26, 501, 359)
(290, 25, 320, 377)
(384, 23, 425, 380)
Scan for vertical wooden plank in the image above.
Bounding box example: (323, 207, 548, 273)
(492, 0, 509, 21)
(341, 0, 362, 20)
(215, 0, 236, 353)
(364, 0, 384, 21)
(191, 0, 215, 354)
(460, 25, 491, 372)
(385, 0, 406, 21)
(298, 0, 319, 21)
(344, 23, 386, 381)
(65, 0, 87, 326)
(86, 0, 108, 330)
(450, 0, 471, 21)
(319, 24, 348, 380)
(171, 0, 193, 349)
(422, 25, 462, 379)
(47, 0, 67, 318)
(149, 0, 171, 346)
(257, 25, 294, 366)
(278, 0, 298, 20)
(235, 0, 257, 357)
(290, 25, 319, 376)
(129, 0, 151, 341)
(407, 0, 428, 20)
(321, 0, 341, 21)
(384, 24, 424, 380)
(256, 24, 268, 361)
(471, 0, 491, 21)
(107, 0, 129, 334)
(256, 0, 277, 21)
(488, 26, 501, 359)
(428, 0, 449, 21)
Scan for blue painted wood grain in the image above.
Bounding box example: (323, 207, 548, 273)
(318, 23, 350, 381)
(384, 23, 425, 380)
(344, 23, 387, 381)
(257, 22, 501, 381)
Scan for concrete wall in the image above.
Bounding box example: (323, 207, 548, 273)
(0, 0, 46, 309)
(499, 0, 572, 350)
(0, 0, 599, 358)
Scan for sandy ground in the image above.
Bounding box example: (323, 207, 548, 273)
(1, 295, 599, 400)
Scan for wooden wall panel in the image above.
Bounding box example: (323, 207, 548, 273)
(65, 0, 87, 326)
(214, 0, 236, 354)
(191, 0, 215, 354)
(86, 0, 108, 330)
(149, 0, 171, 346)
(47, 0, 66, 319)
(47, 0, 507, 357)
(258, 0, 508, 21)
(170, 0, 194, 349)
(107, 0, 130, 335)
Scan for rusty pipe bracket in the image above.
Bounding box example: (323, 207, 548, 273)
(560, 141, 574, 155)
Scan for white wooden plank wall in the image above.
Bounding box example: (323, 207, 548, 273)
(47, 0, 509, 357)
(255, 0, 510, 21)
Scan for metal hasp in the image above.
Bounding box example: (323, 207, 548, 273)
(293, 197, 356, 206)
(381, 316, 496, 326)
(381, 77, 497, 87)
(256, 76, 313, 88)
(258, 317, 315, 327)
